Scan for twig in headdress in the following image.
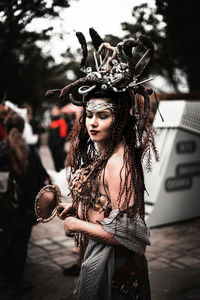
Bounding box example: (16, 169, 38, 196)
(98, 50, 109, 70)
(98, 43, 117, 74)
(135, 35, 154, 78)
(135, 49, 152, 78)
(129, 77, 154, 88)
(154, 91, 164, 122)
(99, 54, 103, 65)
(93, 51, 99, 71)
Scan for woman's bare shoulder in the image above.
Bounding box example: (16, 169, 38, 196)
(103, 143, 130, 207)
(105, 143, 125, 178)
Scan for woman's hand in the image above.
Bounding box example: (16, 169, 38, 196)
(57, 202, 74, 220)
(64, 216, 78, 237)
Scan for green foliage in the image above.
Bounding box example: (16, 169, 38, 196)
(0, 0, 72, 111)
(122, 1, 200, 93)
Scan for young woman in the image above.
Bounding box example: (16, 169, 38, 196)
(47, 28, 158, 300)
(57, 90, 155, 300)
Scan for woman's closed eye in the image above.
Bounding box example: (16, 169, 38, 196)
(86, 112, 110, 119)
(99, 114, 109, 119)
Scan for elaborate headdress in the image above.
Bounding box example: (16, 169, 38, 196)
(46, 28, 156, 133)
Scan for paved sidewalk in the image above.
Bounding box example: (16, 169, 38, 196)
(7, 215, 200, 300)
(30, 145, 200, 300)
(1, 143, 199, 300)
(147, 218, 200, 300)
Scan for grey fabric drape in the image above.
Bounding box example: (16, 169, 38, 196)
(75, 210, 151, 300)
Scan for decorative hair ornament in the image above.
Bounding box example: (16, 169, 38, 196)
(86, 101, 116, 113)
(45, 28, 154, 105)
(45, 28, 164, 131)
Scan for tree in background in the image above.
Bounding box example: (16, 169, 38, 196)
(0, 0, 76, 110)
(122, 0, 200, 93)
(2, 0, 199, 112)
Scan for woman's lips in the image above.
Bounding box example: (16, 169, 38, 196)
(90, 130, 99, 135)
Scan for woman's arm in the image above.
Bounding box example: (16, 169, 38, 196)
(64, 216, 120, 245)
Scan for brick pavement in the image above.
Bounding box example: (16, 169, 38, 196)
(1, 143, 199, 300)
(147, 218, 200, 300)
(30, 144, 200, 300)
(1, 213, 193, 300)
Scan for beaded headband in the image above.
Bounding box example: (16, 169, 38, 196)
(86, 101, 116, 113)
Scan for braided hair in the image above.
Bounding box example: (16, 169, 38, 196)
(66, 89, 158, 256)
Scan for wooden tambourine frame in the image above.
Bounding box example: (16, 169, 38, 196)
(34, 184, 62, 223)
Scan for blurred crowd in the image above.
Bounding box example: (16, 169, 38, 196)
(0, 100, 81, 298)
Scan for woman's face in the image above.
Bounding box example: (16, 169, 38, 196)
(85, 98, 114, 146)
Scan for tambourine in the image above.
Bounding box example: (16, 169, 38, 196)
(34, 184, 64, 223)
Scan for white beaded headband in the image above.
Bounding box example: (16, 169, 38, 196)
(86, 101, 116, 112)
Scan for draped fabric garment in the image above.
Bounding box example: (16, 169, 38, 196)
(75, 209, 151, 300)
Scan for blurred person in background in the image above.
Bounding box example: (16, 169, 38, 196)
(0, 117, 6, 141)
(0, 104, 8, 141)
(26, 105, 46, 148)
(4, 100, 39, 147)
(0, 111, 51, 298)
(48, 105, 68, 172)
(63, 112, 76, 135)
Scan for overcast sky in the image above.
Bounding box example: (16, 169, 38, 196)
(28, 0, 187, 92)
(28, 0, 155, 63)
